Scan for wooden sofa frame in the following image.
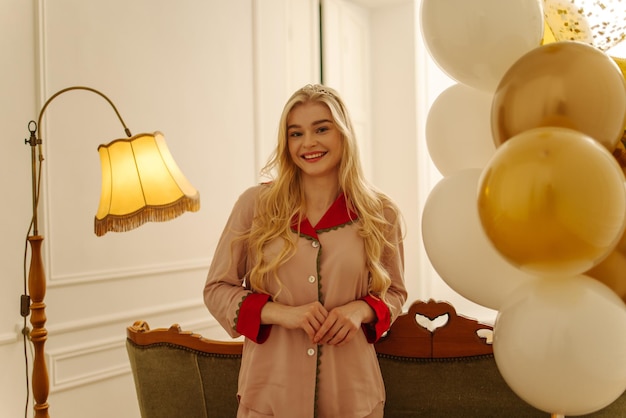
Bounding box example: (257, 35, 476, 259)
(126, 299, 624, 417)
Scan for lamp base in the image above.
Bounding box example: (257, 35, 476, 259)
(28, 235, 50, 418)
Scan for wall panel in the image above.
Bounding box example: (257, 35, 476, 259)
(321, 0, 372, 177)
(369, 1, 420, 304)
(31, 1, 256, 416)
(0, 0, 39, 416)
(39, 0, 255, 281)
(253, 0, 321, 179)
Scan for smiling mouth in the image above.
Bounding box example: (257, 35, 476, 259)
(303, 152, 327, 160)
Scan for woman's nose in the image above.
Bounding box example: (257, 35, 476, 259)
(302, 132, 317, 147)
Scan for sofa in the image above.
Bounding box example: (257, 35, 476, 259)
(126, 299, 625, 417)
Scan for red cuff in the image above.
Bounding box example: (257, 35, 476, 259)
(235, 293, 272, 343)
(361, 295, 391, 343)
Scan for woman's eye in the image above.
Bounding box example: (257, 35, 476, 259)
(289, 131, 302, 138)
(316, 126, 329, 133)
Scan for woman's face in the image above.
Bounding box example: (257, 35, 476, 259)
(286, 101, 343, 182)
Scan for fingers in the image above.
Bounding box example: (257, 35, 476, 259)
(314, 310, 360, 345)
(298, 302, 363, 345)
(333, 327, 357, 346)
(320, 326, 353, 346)
(301, 302, 328, 341)
(315, 321, 356, 345)
(313, 316, 335, 344)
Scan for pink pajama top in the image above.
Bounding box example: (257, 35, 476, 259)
(204, 184, 407, 418)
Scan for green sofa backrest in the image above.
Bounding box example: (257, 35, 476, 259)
(127, 339, 240, 417)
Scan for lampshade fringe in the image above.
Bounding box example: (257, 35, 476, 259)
(94, 194, 200, 237)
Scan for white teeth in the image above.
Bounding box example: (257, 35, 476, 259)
(304, 152, 325, 159)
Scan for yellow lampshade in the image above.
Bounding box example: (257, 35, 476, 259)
(95, 131, 200, 236)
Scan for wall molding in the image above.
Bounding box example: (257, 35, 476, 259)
(0, 331, 19, 346)
(47, 258, 210, 288)
(48, 337, 127, 393)
(1, 299, 209, 346)
(46, 299, 206, 337)
(47, 317, 224, 393)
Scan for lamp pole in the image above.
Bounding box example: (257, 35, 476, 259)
(22, 86, 199, 416)
(26, 236, 48, 418)
(24, 122, 49, 418)
(23, 87, 131, 417)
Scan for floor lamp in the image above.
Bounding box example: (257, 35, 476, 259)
(23, 86, 200, 417)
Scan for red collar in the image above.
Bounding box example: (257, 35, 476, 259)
(290, 193, 359, 240)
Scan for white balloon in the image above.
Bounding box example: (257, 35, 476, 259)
(494, 275, 626, 416)
(420, 0, 544, 92)
(426, 84, 496, 176)
(421, 168, 534, 309)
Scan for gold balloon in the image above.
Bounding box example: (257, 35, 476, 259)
(491, 41, 626, 151)
(614, 56, 626, 79)
(478, 127, 626, 277)
(616, 223, 626, 254)
(610, 51, 626, 162)
(613, 136, 626, 176)
(543, 2, 626, 155)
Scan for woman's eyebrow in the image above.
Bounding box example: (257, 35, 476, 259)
(287, 119, 333, 130)
(287, 119, 332, 131)
(313, 119, 333, 126)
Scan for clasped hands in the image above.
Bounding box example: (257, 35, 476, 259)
(261, 300, 375, 346)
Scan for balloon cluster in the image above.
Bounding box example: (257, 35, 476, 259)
(420, 0, 626, 415)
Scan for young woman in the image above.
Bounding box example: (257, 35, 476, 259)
(204, 84, 407, 418)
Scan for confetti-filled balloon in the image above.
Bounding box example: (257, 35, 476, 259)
(544, 0, 626, 51)
(478, 127, 626, 277)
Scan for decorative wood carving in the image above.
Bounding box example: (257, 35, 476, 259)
(127, 321, 243, 355)
(374, 299, 493, 359)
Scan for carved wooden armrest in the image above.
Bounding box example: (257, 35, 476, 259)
(126, 320, 243, 356)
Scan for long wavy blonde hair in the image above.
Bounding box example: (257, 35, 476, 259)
(246, 84, 400, 302)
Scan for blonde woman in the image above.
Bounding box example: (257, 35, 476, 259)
(204, 84, 407, 418)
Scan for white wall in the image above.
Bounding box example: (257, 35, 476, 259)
(411, 0, 497, 322)
(356, 0, 496, 321)
(1, 1, 41, 417)
(253, 0, 321, 176)
(0, 1, 491, 417)
(369, 1, 421, 304)
(2, 1, 257, 417)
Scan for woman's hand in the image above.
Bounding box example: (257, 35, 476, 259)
(261, 301, 329, 342)
(313, 300, 375, 346)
